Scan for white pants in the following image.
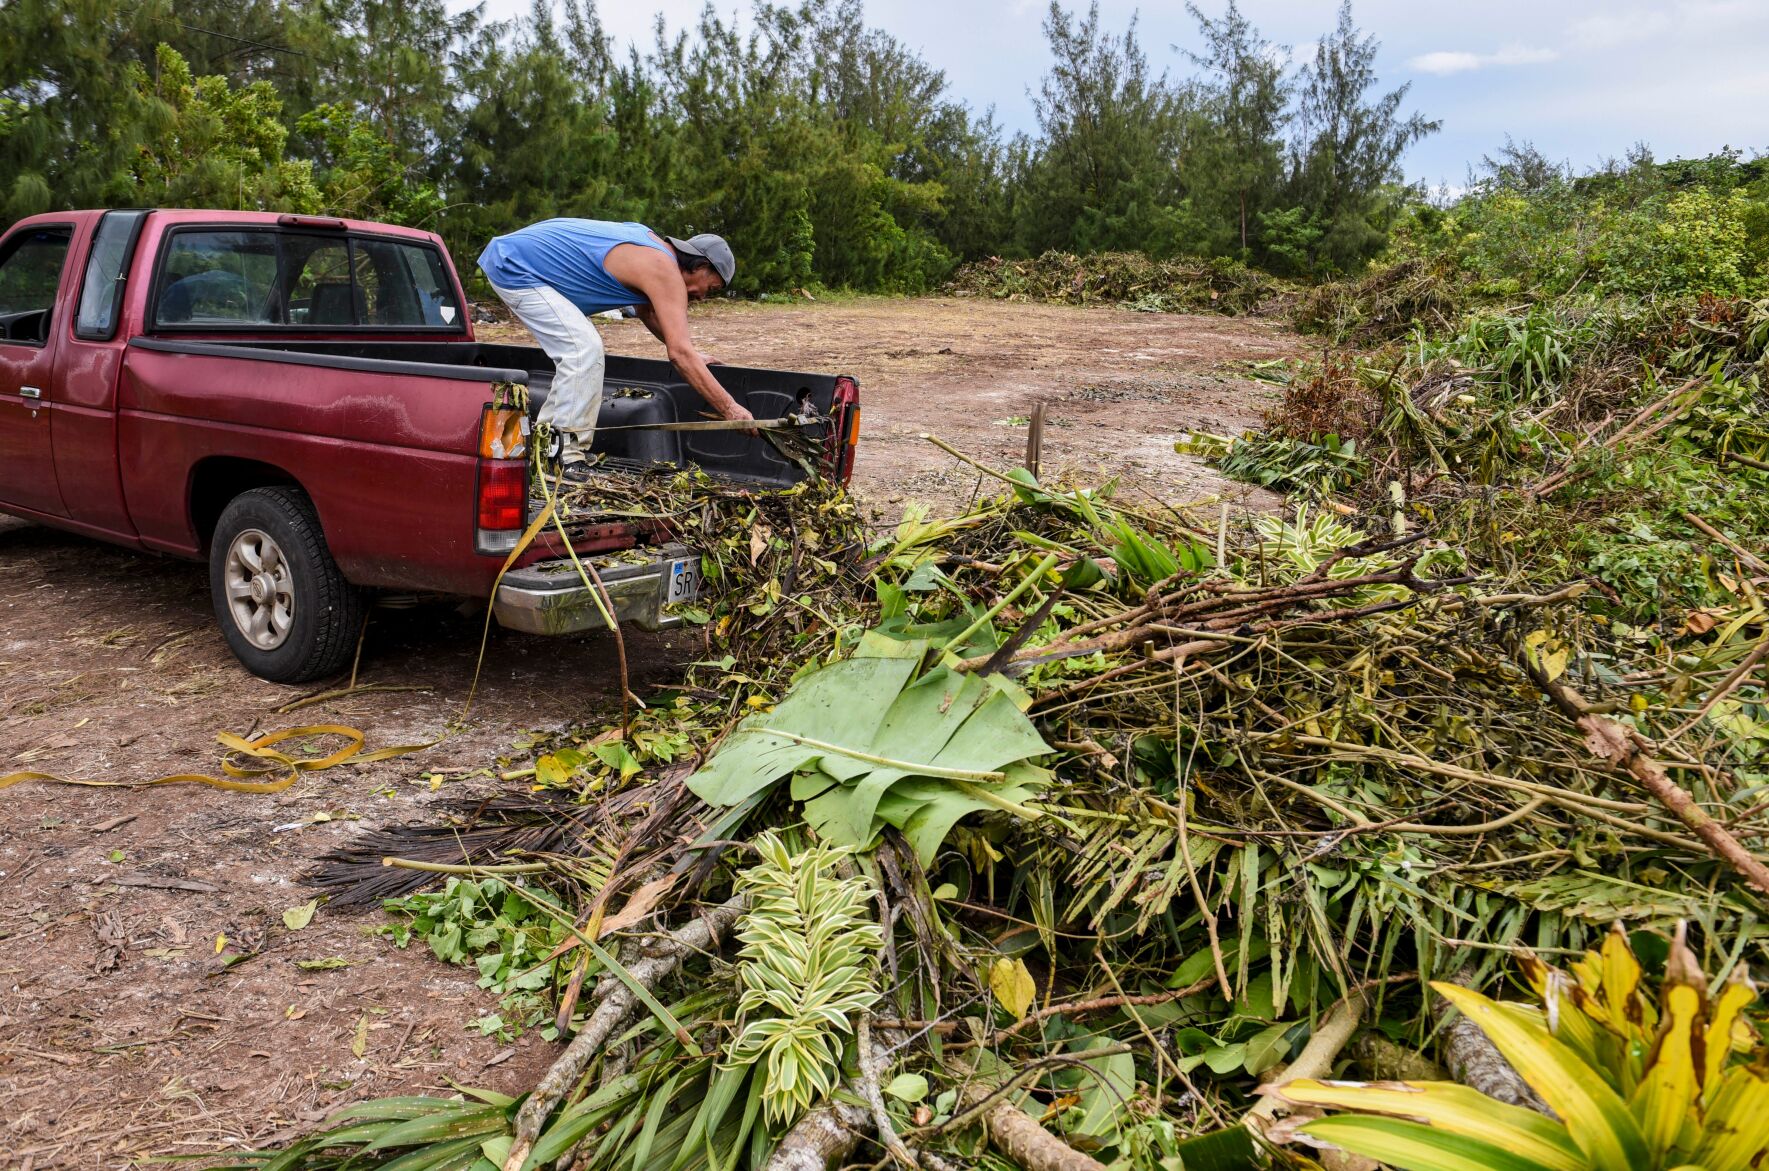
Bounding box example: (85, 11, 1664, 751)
(489, 282, 605, 463)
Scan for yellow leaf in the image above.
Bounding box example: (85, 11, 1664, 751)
(1300, 1116, 1568, 1171)
(282, 899, 318, 931)
(1280, 1080, 1584, 1171)
(351, 1015, 369, 1059)
(1706, 977, 1757, 1099)
(1694, 1065, 1769, 1171)
(214, 932, 227, 954)
(1542, 646, 1569, 682)
(1631, 983, 1700, 1158)
(1598, 926, 1644, 1038)
(990, 957, 1037, 1021)
(1432, 983, 1650, 1170)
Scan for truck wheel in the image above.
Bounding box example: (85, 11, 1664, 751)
(209, 486, 364, 683)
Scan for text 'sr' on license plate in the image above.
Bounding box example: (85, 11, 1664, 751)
(667, 558, 703, 604)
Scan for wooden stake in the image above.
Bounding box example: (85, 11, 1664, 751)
(1025, 402, 1045, 480)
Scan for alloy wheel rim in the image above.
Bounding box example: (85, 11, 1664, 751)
(224, 528, 295, 651)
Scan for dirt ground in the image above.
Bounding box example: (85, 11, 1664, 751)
(0, 297, 1294, 1168)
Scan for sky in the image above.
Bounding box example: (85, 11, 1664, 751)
(469, 0, 1769, 189)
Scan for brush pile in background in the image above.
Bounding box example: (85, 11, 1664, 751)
(946, 250, 1279, 316)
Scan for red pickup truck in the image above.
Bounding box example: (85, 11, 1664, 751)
(0, 209, 858, 682)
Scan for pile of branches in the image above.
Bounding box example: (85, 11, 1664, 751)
(231, 434, 1769, 1171)
(1291, 256, 1468, 346)
(946, 250, 1279, 315)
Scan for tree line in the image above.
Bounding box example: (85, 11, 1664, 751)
(0, 0, 1437, 293)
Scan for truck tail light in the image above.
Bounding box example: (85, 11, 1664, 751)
(476, 405, 531, 554)
(478, 462, 526, 530)
(479, 407, 527, 459)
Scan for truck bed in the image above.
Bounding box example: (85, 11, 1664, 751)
(142, 338, 846, 488)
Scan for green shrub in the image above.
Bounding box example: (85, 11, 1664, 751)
(1591, 188, 1757, 298)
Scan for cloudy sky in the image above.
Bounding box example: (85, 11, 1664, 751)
(472, 0, 1769, 188)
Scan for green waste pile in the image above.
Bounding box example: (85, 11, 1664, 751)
(946, 250, 1280, 316)
(224, 180, 1769, 1171)
(230, 390, 1768, 1169)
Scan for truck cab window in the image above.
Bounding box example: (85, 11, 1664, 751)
(76, 210, 147, 340)
(156, 232, 277, 326)
(287, 238, 358, 325)
(354, 238, 461, 326)
(0, 226, 72, 345)
(153, 227, 460, 331)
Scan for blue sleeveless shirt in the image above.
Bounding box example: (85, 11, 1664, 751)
(477, 219, 673, 314)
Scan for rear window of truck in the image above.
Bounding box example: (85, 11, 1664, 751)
(151, 227, 464, 332)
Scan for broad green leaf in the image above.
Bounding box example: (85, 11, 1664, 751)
(1280, 1080, 1584, 1171)
(1168, 1125, 1259, 1171)
(688, 651, 1050, 863)
(1070, 1044, 1135, 1140)
(1202, 1042, 1248, 1075)
(884, 1073, 929, 1102)
(686, 655, 920, 807)
(990, 957, 1036, 1020)
(1302, 1115, 1570, 1171)
(591, 741, 643, 782)
(1433, 983, 1649, 1171)
(1242, 1021, 1295, 1076)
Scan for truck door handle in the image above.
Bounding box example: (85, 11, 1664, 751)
(19, 386, 41, 400)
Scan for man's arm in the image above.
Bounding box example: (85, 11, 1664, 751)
(634, 304, 667, 345)
(609, 248, 749, 424)
(636, 304, 718, 366)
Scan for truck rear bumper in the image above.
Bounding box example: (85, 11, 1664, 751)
(493, 543, 698, 635)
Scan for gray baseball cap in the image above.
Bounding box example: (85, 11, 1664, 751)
(667, 233, 736, 287)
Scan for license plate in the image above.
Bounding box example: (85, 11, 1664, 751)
(667, 557, 702, 604)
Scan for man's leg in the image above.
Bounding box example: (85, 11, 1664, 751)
(487, 282, 606, 467)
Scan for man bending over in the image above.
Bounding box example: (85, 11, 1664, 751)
(477, 219, 754, 478)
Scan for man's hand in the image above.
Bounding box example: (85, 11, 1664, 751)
(721, 400, 758, 436)
(698, 351, 724, 367)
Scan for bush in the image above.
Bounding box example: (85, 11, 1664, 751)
(1591, 188, 1757, 298)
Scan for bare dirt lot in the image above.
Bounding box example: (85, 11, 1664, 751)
(0, 297, 1294, 1168)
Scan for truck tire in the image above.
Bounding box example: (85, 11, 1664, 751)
(209, 486, 364, 683)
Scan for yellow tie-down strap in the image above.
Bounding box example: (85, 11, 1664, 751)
(0, 725, 433, 795)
